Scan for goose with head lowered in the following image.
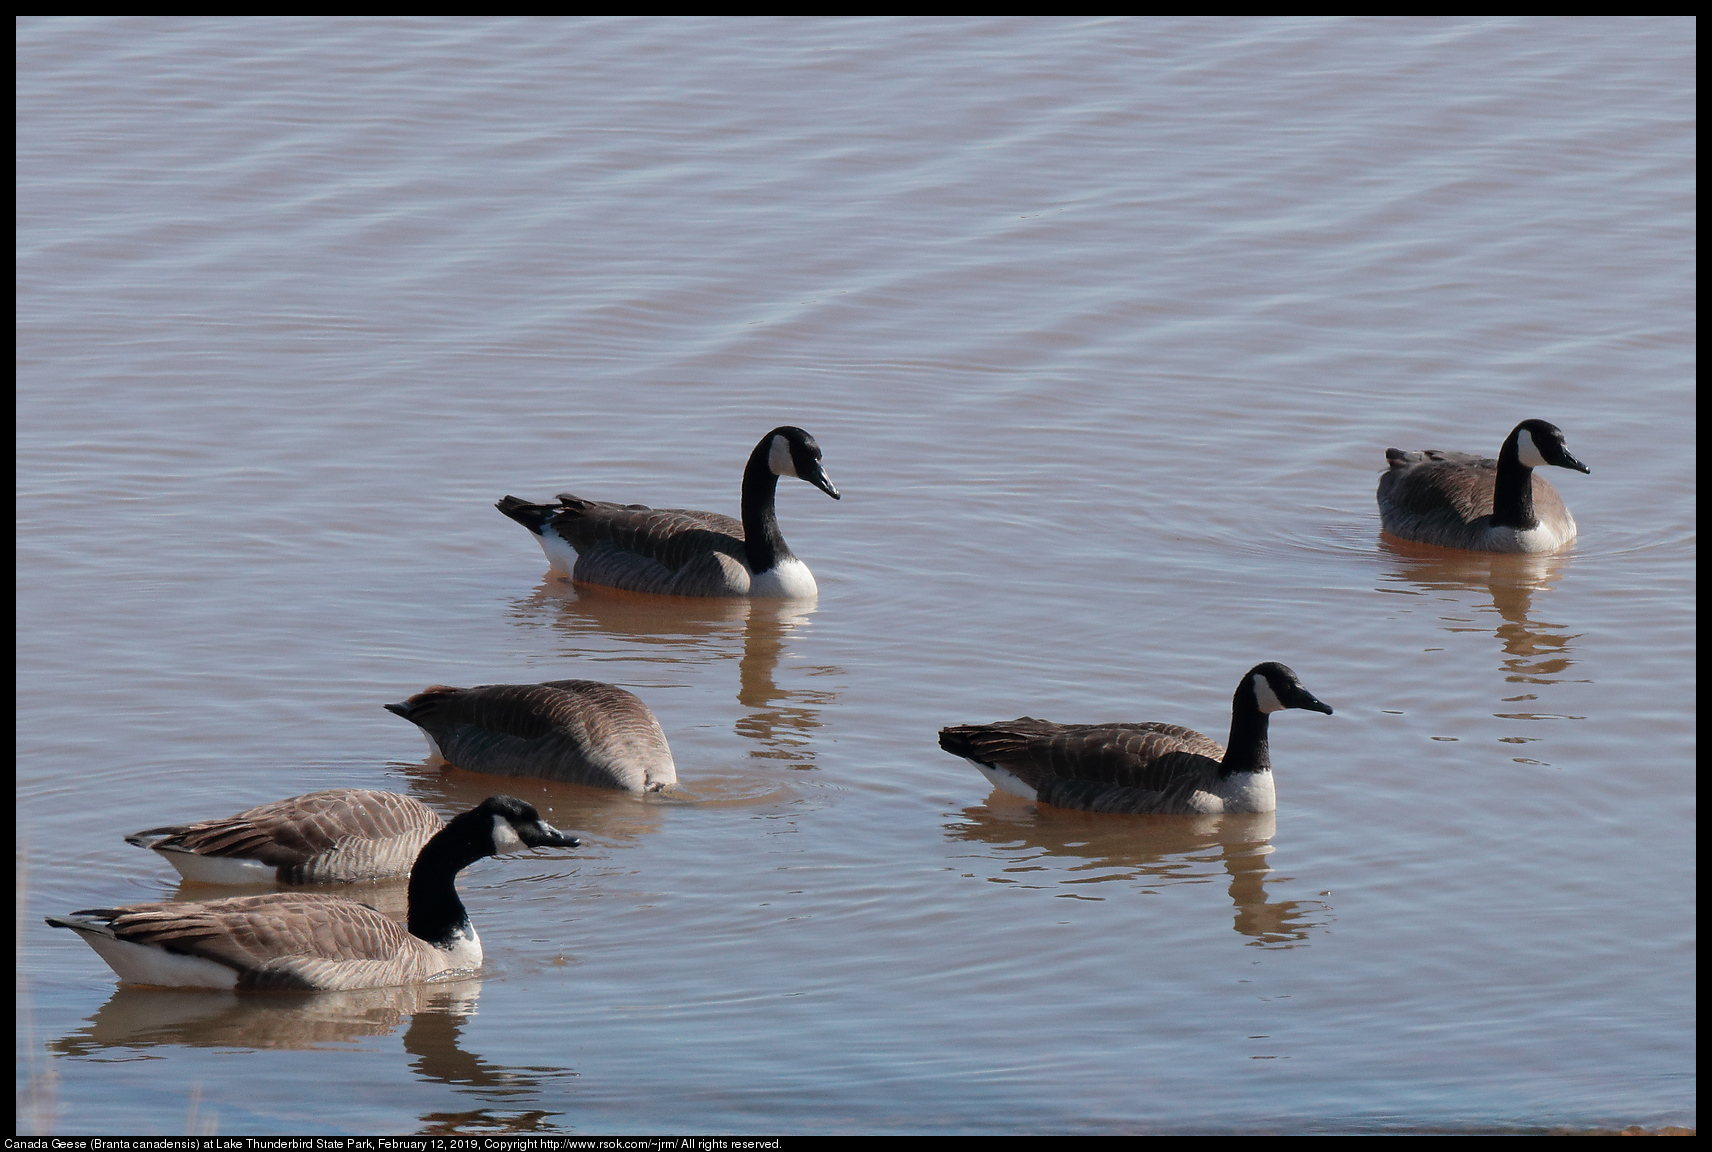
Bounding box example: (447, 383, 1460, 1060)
(125, 788, 445, 885)
(497, 425, 840, 598)
(386, 679, 676, 793)
(1377, 419, 1590, 553)
(939, 662, 1332, 815)
(48, 795, 578, 991)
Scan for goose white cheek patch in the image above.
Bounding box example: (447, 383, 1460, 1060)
(1252, 673, 1285, 714)
(1515, 428, 1547, 468)
(491, 815, 526, 853)
(768, 434, 798, 478)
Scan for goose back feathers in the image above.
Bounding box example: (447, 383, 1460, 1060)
(125, 788, 444, 885)
(497, 425, 839, 597)
(939, 663, 1332, 815)
(386, 679, 676, 793)
(1378, 419, 1589, 552)
(49, 796, 578, 991)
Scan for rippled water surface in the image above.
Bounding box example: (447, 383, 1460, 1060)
(17, 16, 1694, 1135)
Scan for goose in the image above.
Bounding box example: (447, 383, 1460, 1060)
(496, 425, 840, 597)
(938, 662, 1332, 815)
(47, 795, 578, 991)
(124, 788, 445, 885)
(386, 679, 676, 793)
(1377, 419, 1590, 552)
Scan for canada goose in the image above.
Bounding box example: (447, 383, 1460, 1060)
(938, 662, 1333, 815)
(125, 789, 444, 885)
(385, 679, 676, 793)
(1377, 419, 1590, 552)
(47, 795, 578, 991)
(496, 425, 840, 597)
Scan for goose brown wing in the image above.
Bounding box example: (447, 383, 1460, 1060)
(403, 680, 649, 742)
(940, 719, 1223, 792)
(391, 681, 672, 789)
(1381, 451, 1497, 522)
(531, 679, 673, 760)
(91, 893, 419, 988)
(548, 497, 747, 573)
(1033, 763, 1226, 815)
(131, 790, 440, 870)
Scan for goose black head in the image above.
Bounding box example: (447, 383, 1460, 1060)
(1242, 662, 1334, 716)
(765, 426, 841, 500)
(1509, 420, 1590, 474)
(472, 795, 580, 853)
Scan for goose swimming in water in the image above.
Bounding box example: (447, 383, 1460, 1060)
(497, 425, 840, 598)
(125, 788, 444, 885)
(1377, 419, 1589, 553)
(47, 795, 578, 991)
(938, 662, 1332, 815)
(386, 679, 676, 793)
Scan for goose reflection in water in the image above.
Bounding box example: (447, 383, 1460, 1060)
(52, 980, 576, 1128)
(512, 582, 841, 773)
(946, 804, 1332, 948)
(734, 599, 838, 769)
(52, 978, 483, 1054)
(1377, 539, 1586, 753)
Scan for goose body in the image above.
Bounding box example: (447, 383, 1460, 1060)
(125, 788, 444, 885)
(386, 679, 676, 793)
(497, 425, 840, 597)
(1377, 419, 1589, 553)
(48, 796, 578, 991)
(939, 663, 1332, 815)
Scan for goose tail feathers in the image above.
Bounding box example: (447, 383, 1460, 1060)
(384, 686, 461, 723)
(495, 495, 559, 533)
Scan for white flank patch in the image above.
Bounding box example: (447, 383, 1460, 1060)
(1514, 428, 1547, 468)
(1252, 673, 1285, 714)
(749, 557, 818, 598)
(156, 849, 279, 885)
(490, 815, 526, 854)
(971, 761, 1039, 802)
(535, 530, 579, 577)
(768, 433, 798, 478)
(74, 929, 240, 989)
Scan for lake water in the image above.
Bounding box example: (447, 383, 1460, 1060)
(16, 16, 1694, 1136)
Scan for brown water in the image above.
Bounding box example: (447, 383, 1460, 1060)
(17, 16, 1694, 1135)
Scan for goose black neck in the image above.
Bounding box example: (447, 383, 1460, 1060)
(406, 817, 481, 948)
(1222, 697, 1272, 776)
(1491, 437, 1538, 530)
(740, 439, 792, 575)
